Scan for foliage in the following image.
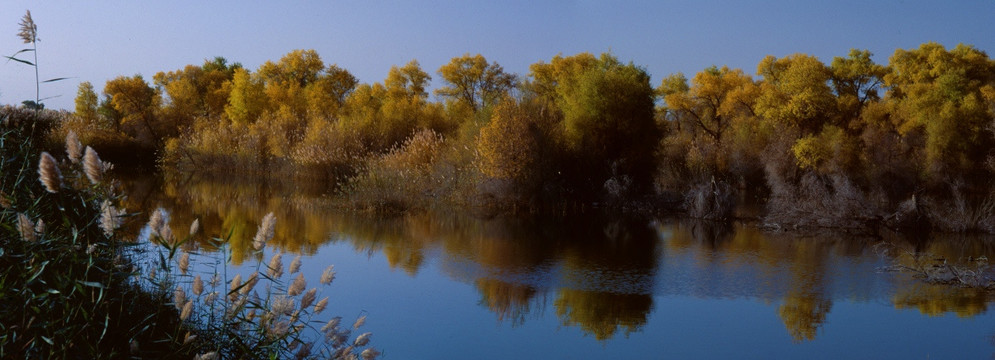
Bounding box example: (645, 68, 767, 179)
(435, 53, 517, 111)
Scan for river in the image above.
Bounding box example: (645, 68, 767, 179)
(118, 172, 995, 359)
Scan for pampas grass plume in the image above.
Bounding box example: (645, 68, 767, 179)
(288, 273, 306, 296)
(192, 275, 204, 296)
(300, 288, 317, 310)
(320, 265, 336, 285)
(180, 300, 193, 321)
(289, 255, 302, 274)
(83, 146, 105, 184)
(253, 212, 276, 250)
(17, 213, 36, 242)
(178, 252, 190, 275)
(65, 131, 82, 163)
(267, 253, 284, 278)
(354, 332, 372, 347)
(361, 348, 381, 360)
(313, 296, 328, 314)
(38, 152, 62, 193)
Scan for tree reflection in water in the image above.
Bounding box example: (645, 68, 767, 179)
(118, 173, 995, 342)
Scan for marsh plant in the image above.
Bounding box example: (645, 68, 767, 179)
(0, 108, 378, 358)
(144, 206, 380, 359)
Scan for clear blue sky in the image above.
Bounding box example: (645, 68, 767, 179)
(1, 1, 993, 110)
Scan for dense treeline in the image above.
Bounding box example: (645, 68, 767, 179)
(52, 43, 995, 231)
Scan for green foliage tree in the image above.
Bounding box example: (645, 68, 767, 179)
(74, 81, 100, 127)
(527, 53, 660, 197)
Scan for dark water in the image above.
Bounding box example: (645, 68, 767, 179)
(120, 174, 995, 359)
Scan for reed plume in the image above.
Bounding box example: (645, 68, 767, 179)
(241, 271, 259, 296)
(37, 152, 61, 193)
(253, 212, 276, 250)
(147, 208, 165, 237)
(289, 255, 302, 274)
(178, 252, 190, 275)
(300, 288, 317, 309)
(204, 291, 218, 306)
(353, 315, 366, 329)
(321, 317, 341, 333)
(362, 348, 381, 360)
(34, 218, 44, 234)
(99, 199, 122, 237)
(192, 275, 204, 296)
(271, 295, 294, 316)
(320, 265, 336, 285)
(17, 10, 37, 44)
(230, 274, 242, 293)
(288, 273, 306, 296)
(183, 332, 197, 346)
(174, 286, 186, 310)
(17, 213, 37, 241)
(194, 352, 217, 360)
(65, 131, 82, 163)
(313, 297, 328, 314)
(267, 253, 284, 278)
(354, 332, 372, 347)
(83, 146, 107, 184)
(189, 218, 200, 236)
(180, 300, 193, 321)
(295, 342, 313, 359)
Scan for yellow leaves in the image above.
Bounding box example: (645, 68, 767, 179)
(225, 68, 268, 125)
(755, 54, 835, 132)
(791, 125, 857, 174)
(386, 60, 431, 100)
(435, 53, 516, 110)
(477, 101, 540, 181)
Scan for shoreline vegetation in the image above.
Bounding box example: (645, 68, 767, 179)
(42, 42, 995, 234)
(1, 103, 378, 359)
(1, 11, 377, 359)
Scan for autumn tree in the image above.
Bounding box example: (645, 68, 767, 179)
(830, 49, 886, 126)
(527, 53, 660, 198)
(104, 75, 162, 147)
(884, 42, 995, 178)
(756, 54, 836, 135)
(659, 66, 759, 178)
(74, 81, 101, 128)
(435, 53, 516, 111)
(154, 57, 241, 121)
(225, 68, 268, 124)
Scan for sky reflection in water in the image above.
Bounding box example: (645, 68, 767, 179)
(120, 174, 995, 359)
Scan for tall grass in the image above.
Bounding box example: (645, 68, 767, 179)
(0, 106, 378, 358)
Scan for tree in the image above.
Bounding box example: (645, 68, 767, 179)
(154, 57, 242, 120)
(755, 54, 836, 134)
(661, 66, 757, 145)
(225, 68, 268, 124)
(385, 60, 431, 100)
(526, 52, 660, 197)
(305, 64, 358, 120)
(884, 42, 995, 177)
(104, 75, 161, 146)
(74, 81, 101, 127)
(435, 54, 516, 111)
(830, 49, 886, 125)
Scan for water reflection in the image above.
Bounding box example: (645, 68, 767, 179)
(118, 173, 995, 342)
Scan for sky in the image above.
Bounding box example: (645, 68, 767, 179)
(0, 1, 993, 110)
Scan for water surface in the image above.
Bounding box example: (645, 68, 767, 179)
(120, 174, 995, 359)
